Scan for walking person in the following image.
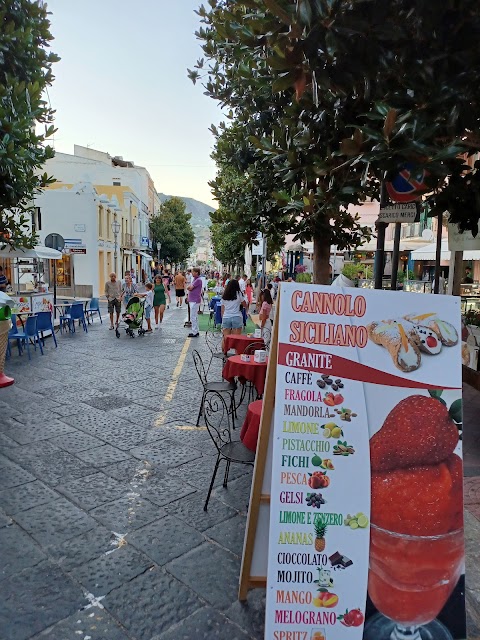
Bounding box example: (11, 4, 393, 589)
(221, 279, 247, 351)
(174, 270, 186, 307)
(245, 278, 254, 310)
(259, 287, 273, 329)
(122, 273, 138, 308)
(163, 270, 172, 309)
(140, 282, 154, 333)
(186, 267, 202, 338)
(153, 275, 166, 328)
(105, 272, 122, 330)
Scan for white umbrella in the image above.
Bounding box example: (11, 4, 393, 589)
(0, 245, 63, 260)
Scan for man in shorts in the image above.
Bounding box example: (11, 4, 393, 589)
(105, 272, 122, 330)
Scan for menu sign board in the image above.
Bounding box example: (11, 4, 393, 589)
(265, 284, 466, 640)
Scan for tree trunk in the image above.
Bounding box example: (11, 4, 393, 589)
(312, 233, 331, 284)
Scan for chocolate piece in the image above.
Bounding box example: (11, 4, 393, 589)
(340, 555, 353, 568)
(329, 551, 343, 566)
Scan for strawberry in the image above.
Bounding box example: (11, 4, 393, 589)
(370, 395, 458, 472)
(333, 393, 344, 406)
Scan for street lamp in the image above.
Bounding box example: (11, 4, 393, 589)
(157, 241, 161, 263)
(111, 219, 121, 275)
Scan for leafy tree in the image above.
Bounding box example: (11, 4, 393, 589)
(0, 0, 58, 248)
(150, 197, 195, 266)
(191, 0, 480, 282)
(210, 219, 245, 269)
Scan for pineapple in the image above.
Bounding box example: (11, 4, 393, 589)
(314, 521, 327, 552)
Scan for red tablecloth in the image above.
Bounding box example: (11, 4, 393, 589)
(222, 354, 268, 397)
(223, 334, 264, 355)
(240, 399, 263, 452)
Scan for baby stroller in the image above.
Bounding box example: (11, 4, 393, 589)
(116, 296, 146, 338)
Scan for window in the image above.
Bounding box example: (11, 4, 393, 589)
(98, 206, 103, 237)
(106, 209, 111, 239)
(113, 180, 121, 186)
(32, 207, 42, 231)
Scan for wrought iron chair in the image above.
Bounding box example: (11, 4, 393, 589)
(262, 326, 272, 352)
(192, 349, 237, 428)
(203, 391, 255, 510)
(205, 329, 226, 374)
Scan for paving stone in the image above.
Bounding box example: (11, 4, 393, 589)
(59, 472, 129, 510)
(49, 429, 107, 453)
(223, 587, 267, 639)
(212, 473, 253, 513)
(204, 515, 248, 557)
(0, 457, 36, 488)
(71, 545, 154, 596)
(130, 438, 201, 468)
(104, 566, 202, 639)
(0, 559, 87, 640)
(14, 496, 97, 546)
(102, 458, 165, 482)
(2, 418, 76, 445)
(165, 491, 238, 532)
(89, 425, 154, 451)
(90, 495, 165, 533)
(0, 480, 60, 515)
(129, 514, 204, 565)
(1, 439, 61, 464)
(0, 524, 46, 580)
(61, 412, 128, 432)
(31, 608, 132, 640)
(46, 525, 117, 571)
(170, 455, 251, 490)
(138, 474, 197, 507)
(0, 431, 19, 448)
(166, 542, 240, 611)
(82, 394, 135, 411)
(74, 444, 132, 466)
(0, 400, 22, 418)
(161, 425, 213, 451)
(109, 404, 162, 423)
(17, 450, 96, 486)
(0, 509, 12, 528)
(153, 606, 250, 640)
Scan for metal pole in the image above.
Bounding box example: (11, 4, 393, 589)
(262, 234, 267, 288)
(53, 259, 57, 317)
(374, 183, 388, 290)
(390, 223, 401, 290)
(433, 212, 443, 294)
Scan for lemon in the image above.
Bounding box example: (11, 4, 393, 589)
(331, 427, 342, 438)
(322, 428, 331, 438)
(357, 514, 369, 528)
(349, 520, 359, 529)
(324, 422, 337, 429)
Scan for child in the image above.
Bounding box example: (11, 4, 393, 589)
(259, 287, 273, 328)
(139, 282, 154, 333)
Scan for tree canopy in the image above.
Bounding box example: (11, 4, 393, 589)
(191, 0, 480, 282)
(0, 0, 59, 248)
(149, 197, 195, 267)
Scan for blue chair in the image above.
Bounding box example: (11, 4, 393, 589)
(8, 315, 43, 359)
(214, 302, 222, 328)
(60, 303, 88, 334)
(209, 296, 221, 311)
(6, 314, 17, 359)
(86, 298, 102, 324)
(36, 311, 57, 348)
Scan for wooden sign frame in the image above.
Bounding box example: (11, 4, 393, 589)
(238, 299, 279, 600)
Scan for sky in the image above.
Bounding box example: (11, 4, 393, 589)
(45, 0, 223, 207)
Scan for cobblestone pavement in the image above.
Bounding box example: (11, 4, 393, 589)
(1, 303, 479, 639)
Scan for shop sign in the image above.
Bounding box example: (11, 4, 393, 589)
(64, 238, 86, 255)
(261, 284, 465, 640)
(252, 231, 264, 256)
(141, 236, 150, 247)
(448, 223, 480, 251)
(74, 224, 86, 232)
(377, 202, 417, 223)
(68, 247, 87, 254)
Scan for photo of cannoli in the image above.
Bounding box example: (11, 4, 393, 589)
(405, 313, 458, 346)
(367, 320, 421, 372)
(407, 322, 442, 355)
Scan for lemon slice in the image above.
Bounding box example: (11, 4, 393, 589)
(322, 428, 331, 438)
(357, 514, 369, 528)
(349, 520, 359, 529)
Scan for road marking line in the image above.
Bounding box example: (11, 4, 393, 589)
(154, 337, 191, 427)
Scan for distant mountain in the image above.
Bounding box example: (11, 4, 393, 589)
(158, 194, 215, 229)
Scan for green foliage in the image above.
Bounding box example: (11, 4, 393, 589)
(0, 0, 59, 248)
(397, 269, 416, 283)
(210, 219, 245, 267)
(295, 272, 312, 283)
(149, 197, 195, 266)
(191, 0, 480, 281)
(342, 263, 361, 281)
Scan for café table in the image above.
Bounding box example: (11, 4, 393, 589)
(222, 353, 268, 399)
(223, 333, 264, 355)
(240, 399, 263, 452)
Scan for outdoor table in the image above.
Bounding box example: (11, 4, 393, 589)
(56, 297, 91, 324)
(240, 399, 263, 452)
(223, 333, 264, 355)
(222, 353, 268, 398)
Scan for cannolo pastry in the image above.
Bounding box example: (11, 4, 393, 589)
(367, 320, 421, 372)
(462, 342, 470, 366)
(405, 313, 458, 346)
(408, 322, 443, 355)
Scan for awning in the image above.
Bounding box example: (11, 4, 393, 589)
(0, 245, 63, 260)
(134, 250, 152, 259)
(410, 238, 480, 261)
(358, 238, 432, 252)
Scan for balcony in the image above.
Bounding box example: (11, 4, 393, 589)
(122, 233, 134, 248)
